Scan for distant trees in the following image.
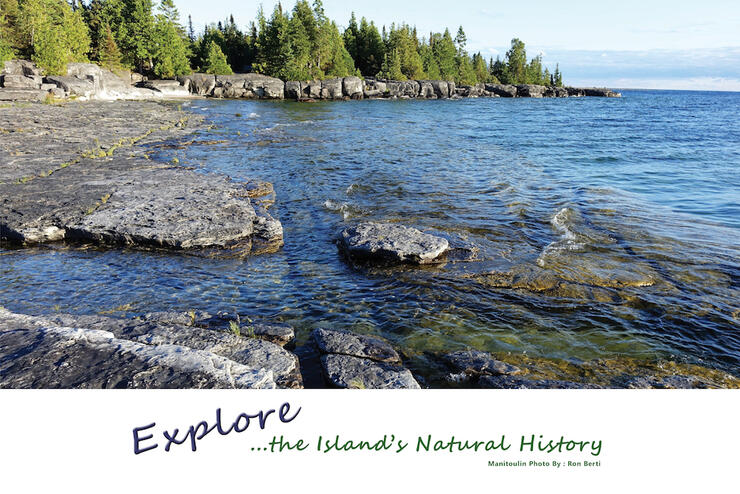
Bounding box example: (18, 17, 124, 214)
(0, 0, 564, 85)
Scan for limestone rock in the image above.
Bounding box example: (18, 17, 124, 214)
(285, 81, 301, 99)
(44, 75, 95, 98)
(138, 79, 191, 97)
(339, 222, 449, 264)
(67, 168, 258, 250)
(321, 78, 343, 99)
(2, 74, 42, 89)
(321, 354, 420, 389)
(3, 60, 42, 77)
(0, 309, 278, 389)
(342, 76, 364, 98)
(516, 84, 547, 98)
(312, 328, 401, 363)
(485, 83, 517, 97)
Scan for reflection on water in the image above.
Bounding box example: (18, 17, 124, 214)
(2, 90, 739, 386)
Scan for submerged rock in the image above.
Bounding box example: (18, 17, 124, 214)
(442, 350, 521, 377)
(339, 222, 449, 264)
(478, 375, 601, 389)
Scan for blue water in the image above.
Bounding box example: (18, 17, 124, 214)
(2, 90, 739, 385)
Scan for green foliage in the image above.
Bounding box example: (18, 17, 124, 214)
(201, 40, 232, 74)
(0, 16, 15, 62)
(15, 0, 90, 75)
(1, 0, 564, 86)
(229, 320, 240, 337)
(98, 23, 122, 70)
(151, 0, 190, 78)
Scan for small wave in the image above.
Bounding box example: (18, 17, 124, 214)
(537, 207, 586, 267)
(248, 112, 260, 118)
(323, 199, 360, 220)
(261, 120, 315, 132)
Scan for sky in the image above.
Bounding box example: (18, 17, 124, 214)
(172, 0, 740, 90)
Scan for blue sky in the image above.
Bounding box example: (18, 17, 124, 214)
(172, 0, 740, 90)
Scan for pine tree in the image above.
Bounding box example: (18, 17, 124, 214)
(99, 23, 123, 70)
(357, 18, 383, 77)
(505, 38, 527, 84)
(202, 39, 232, 74)
(472, 53, 488, 83)
(434, 28, 456, 80)
(152, 0, 190, 78)
(554, 63, 563, 87)
(187, 15, 195, 42)
(122, 0, 156, 73)
(0, 14, 15, 62)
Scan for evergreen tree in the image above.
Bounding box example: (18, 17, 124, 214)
(152, 0, 190, 78)
(187, 14, 194, 42)
(356, 18, 383, 76)
(505, 38, 527, 84)
(99, 22, 123, 70)
(255, 3, 293, 79)
(491, 56, 510, 84)
(201, 39, 232, 74)
(433, 28, 456, 80)
(121, 0, 156, 73)
(343, 12, 358, 63)
(472, 52, 488, 83)
(0, 12, 15, 62)
(17, 0, 90, 75)
(553, 63, 563, 86)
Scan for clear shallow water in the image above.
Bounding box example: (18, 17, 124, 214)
(2, 90, 739, 385)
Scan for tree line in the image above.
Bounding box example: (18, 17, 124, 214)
(0, 0, 564, 86)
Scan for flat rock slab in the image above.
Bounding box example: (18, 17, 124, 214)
(321, 354, 420, 389)
(68, 168, 257, 250)
(0, 101, 282, 255)
(442, 350, 521, 376)
(0, 310, 277, 388)
(139, 311, 295, 347)
(0, 309, 302, 388)
(312, 328, 401, 363)
(339, 222, 448, 264)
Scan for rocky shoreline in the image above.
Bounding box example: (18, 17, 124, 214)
(3, 66, 736, 389)
(0, 59, 620, 103)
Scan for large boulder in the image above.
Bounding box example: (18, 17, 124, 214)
(430, 80, 449, 98)
(1, 74, 42, 89)
(339, 222, 449, 264)
(565, 87, 586, 97)
(3, 60, 42, 77)
(312, 328, 419, 389)
(320, 77, 343, 99)
(180, 73, 216, 96)
(243, 73, 284, 99)
(342, 76, 364, 98)
(138, 79, 191, 97)
(44, 75, 95, 98)
(418, 81, 436, 98)
(485, 83, 517, 97)
(285, 80, 301, 99)
(516, 84, 546, 98)
(305, 80, 322, 99)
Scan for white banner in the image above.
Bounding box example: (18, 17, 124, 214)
(1, 390, 737, 492)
